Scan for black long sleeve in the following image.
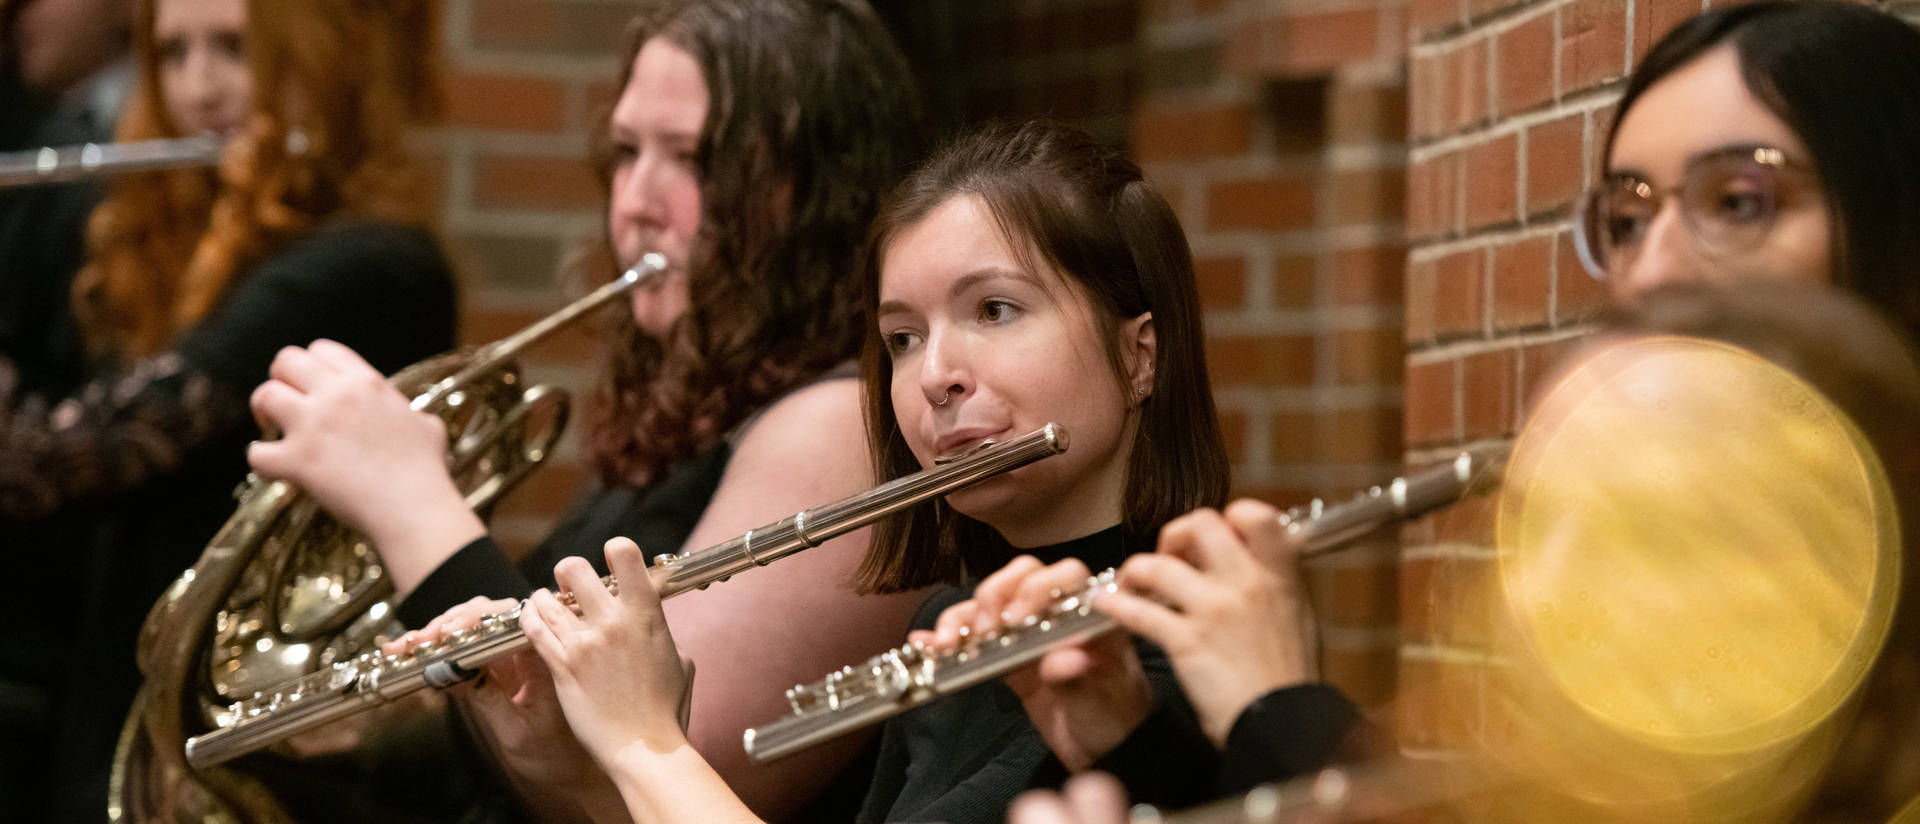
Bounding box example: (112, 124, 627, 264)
(0, 220, 456, 522)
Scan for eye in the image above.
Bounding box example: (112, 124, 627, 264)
(978, 298, 1021, 324)
(609, 142, 638, 166)
(158, 36, 188, 65)
(1712, 187, 1771, 223)
(214, 32, 245, 61)
(1606, 213, 1650, 247)
(883, 330, 922, 357)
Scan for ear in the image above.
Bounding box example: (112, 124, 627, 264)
(1122, 311, 1156, 403)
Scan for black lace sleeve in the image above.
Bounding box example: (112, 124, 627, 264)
(0, 352, 251, 521)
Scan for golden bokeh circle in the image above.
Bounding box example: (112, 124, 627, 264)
(1496, 336, 1901, 756)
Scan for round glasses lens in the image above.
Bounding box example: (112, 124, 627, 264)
(1679, 155, 1779, 256)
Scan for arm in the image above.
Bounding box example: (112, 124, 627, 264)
(0, 352, 250, 520)
(656, 378, 928, 820)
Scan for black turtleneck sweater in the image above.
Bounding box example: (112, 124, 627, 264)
(855, 525, 1220, 824)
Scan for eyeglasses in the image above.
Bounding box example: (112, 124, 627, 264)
(1572, 146, 1810, 281)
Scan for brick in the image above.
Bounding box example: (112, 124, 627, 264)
(1143, 42, 1224, 95)
(1208, 334, 1317, 387)
(1310, 550, 1400, 627)
(1445, 39, 1489, 133)
(1193, 255, 1247, 311)
(1206, 174, 1318, 232)
(1492, 235, 1554, 330)
(1408, 53, 1445, 141)
(1323, 645, 1397, 706)
(1463, 134, 1518, 229)
(474, 155, 602, 211)
(1432, 490, 1497, 545)
(1272, 411, 1317, 464)
(470, 0, 635, 58)
(1554, 230, 1613, 324)
(1282, 8, 1384, 75)
(1519, 337, 1589, 408)
(1635, 0, 1708, 62)
(1406, 257, 1437, 344)
(455, 233, 566, 293)
(1396, 656, 1484, 749)
(1406, 152, 1459, 239)
(1332, 167, 1407, 226)
(1496, 13, 1556, 116)
(1561, 0, 1629, 94)
(1333, 244, 1407, 306)
(1321, 405, 1402, 463)
(1273, 255, 1317, 310)
(1433, 247, 1486, 339)
(445, 72, 569, 133)
(1527, 114, 1586, 217)
(1227, 9, 1383, 78)
(1400, 552, 1496, 647)
(1329, 83, 1408, 145)
(1220, 408, 1250, 463)
(1133, 100, 1254, 162)
(1404, 360, 1457, 446)
(460, 303, 601, 362)
(1461, 347, 1519, 439)
(1333, 327, 1405, 386)
(1411, 0, 1464, 41)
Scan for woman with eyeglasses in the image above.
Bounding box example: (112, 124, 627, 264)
(1570, 0, 1920, 340)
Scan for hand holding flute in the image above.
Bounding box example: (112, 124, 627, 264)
(917, 499, 1324, 768)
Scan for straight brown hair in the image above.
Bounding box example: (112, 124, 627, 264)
(854, 121, 1229, 594)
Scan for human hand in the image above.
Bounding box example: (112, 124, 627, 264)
(916, 556, 1151, 771)
(1008, 772, 1130, 824)
(520, 538, 696, 770)
(1100, 500, 1319, 747)
(383, 597, 611, 799)
(247, 339, 482, 589)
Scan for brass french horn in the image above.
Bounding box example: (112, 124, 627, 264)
(109, 254, 666, 823)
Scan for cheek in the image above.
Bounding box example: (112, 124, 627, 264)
(889, 375, 930, 453)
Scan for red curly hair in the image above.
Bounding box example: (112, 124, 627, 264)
(73, 0, 442, 360)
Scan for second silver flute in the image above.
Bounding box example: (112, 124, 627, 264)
(183, 423, 1070, 768)
(742, 447, 1506, 762)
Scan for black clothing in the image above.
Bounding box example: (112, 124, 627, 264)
(855, 525, 1217, 824)
(1215, 684, 1360, 797)
(397, 437, 735, 627)
(0, 220, 457, 823)
(397, 363, 857, 624)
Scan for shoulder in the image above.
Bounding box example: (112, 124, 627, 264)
(729, 376, 866, 464)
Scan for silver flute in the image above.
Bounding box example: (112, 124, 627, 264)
(0, 136, 223, 188)
(742, 447, 1506, 762)
(184, 423, 1070, 768)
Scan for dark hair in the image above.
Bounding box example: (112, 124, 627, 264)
(1606, 282, 1920, 820)
(853, 121, 1229, 593)
(1605, 0, 1920, 342)
(586, 0, 926, 486)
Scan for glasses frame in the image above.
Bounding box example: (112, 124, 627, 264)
(1572, 145, 1801, 282)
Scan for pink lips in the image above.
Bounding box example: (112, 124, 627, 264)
(931, 428, 1008, 463)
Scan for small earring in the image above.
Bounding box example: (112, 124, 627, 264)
(935, 391, 951, 407)
(1133, 381, 1151, 402)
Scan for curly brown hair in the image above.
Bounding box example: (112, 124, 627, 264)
(73, 0, 442, 361)
(585, 0, 926, 487)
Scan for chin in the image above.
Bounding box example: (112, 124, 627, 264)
(941, 475, 1026, 528)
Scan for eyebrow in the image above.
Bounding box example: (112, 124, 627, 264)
(875, 266, 1039, 319)
(1607, 141, 1786, 180)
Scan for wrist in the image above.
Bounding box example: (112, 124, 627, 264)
(368, 484, 486, 593)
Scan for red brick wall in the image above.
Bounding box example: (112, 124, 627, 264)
(1133, 0, 1411, 708)
(1395, 0, 1917, 759)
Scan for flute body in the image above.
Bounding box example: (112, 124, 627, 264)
(183, 423, 1069, 768)
(742, 447, 1506, 762)
(0, 136, 222, 188)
